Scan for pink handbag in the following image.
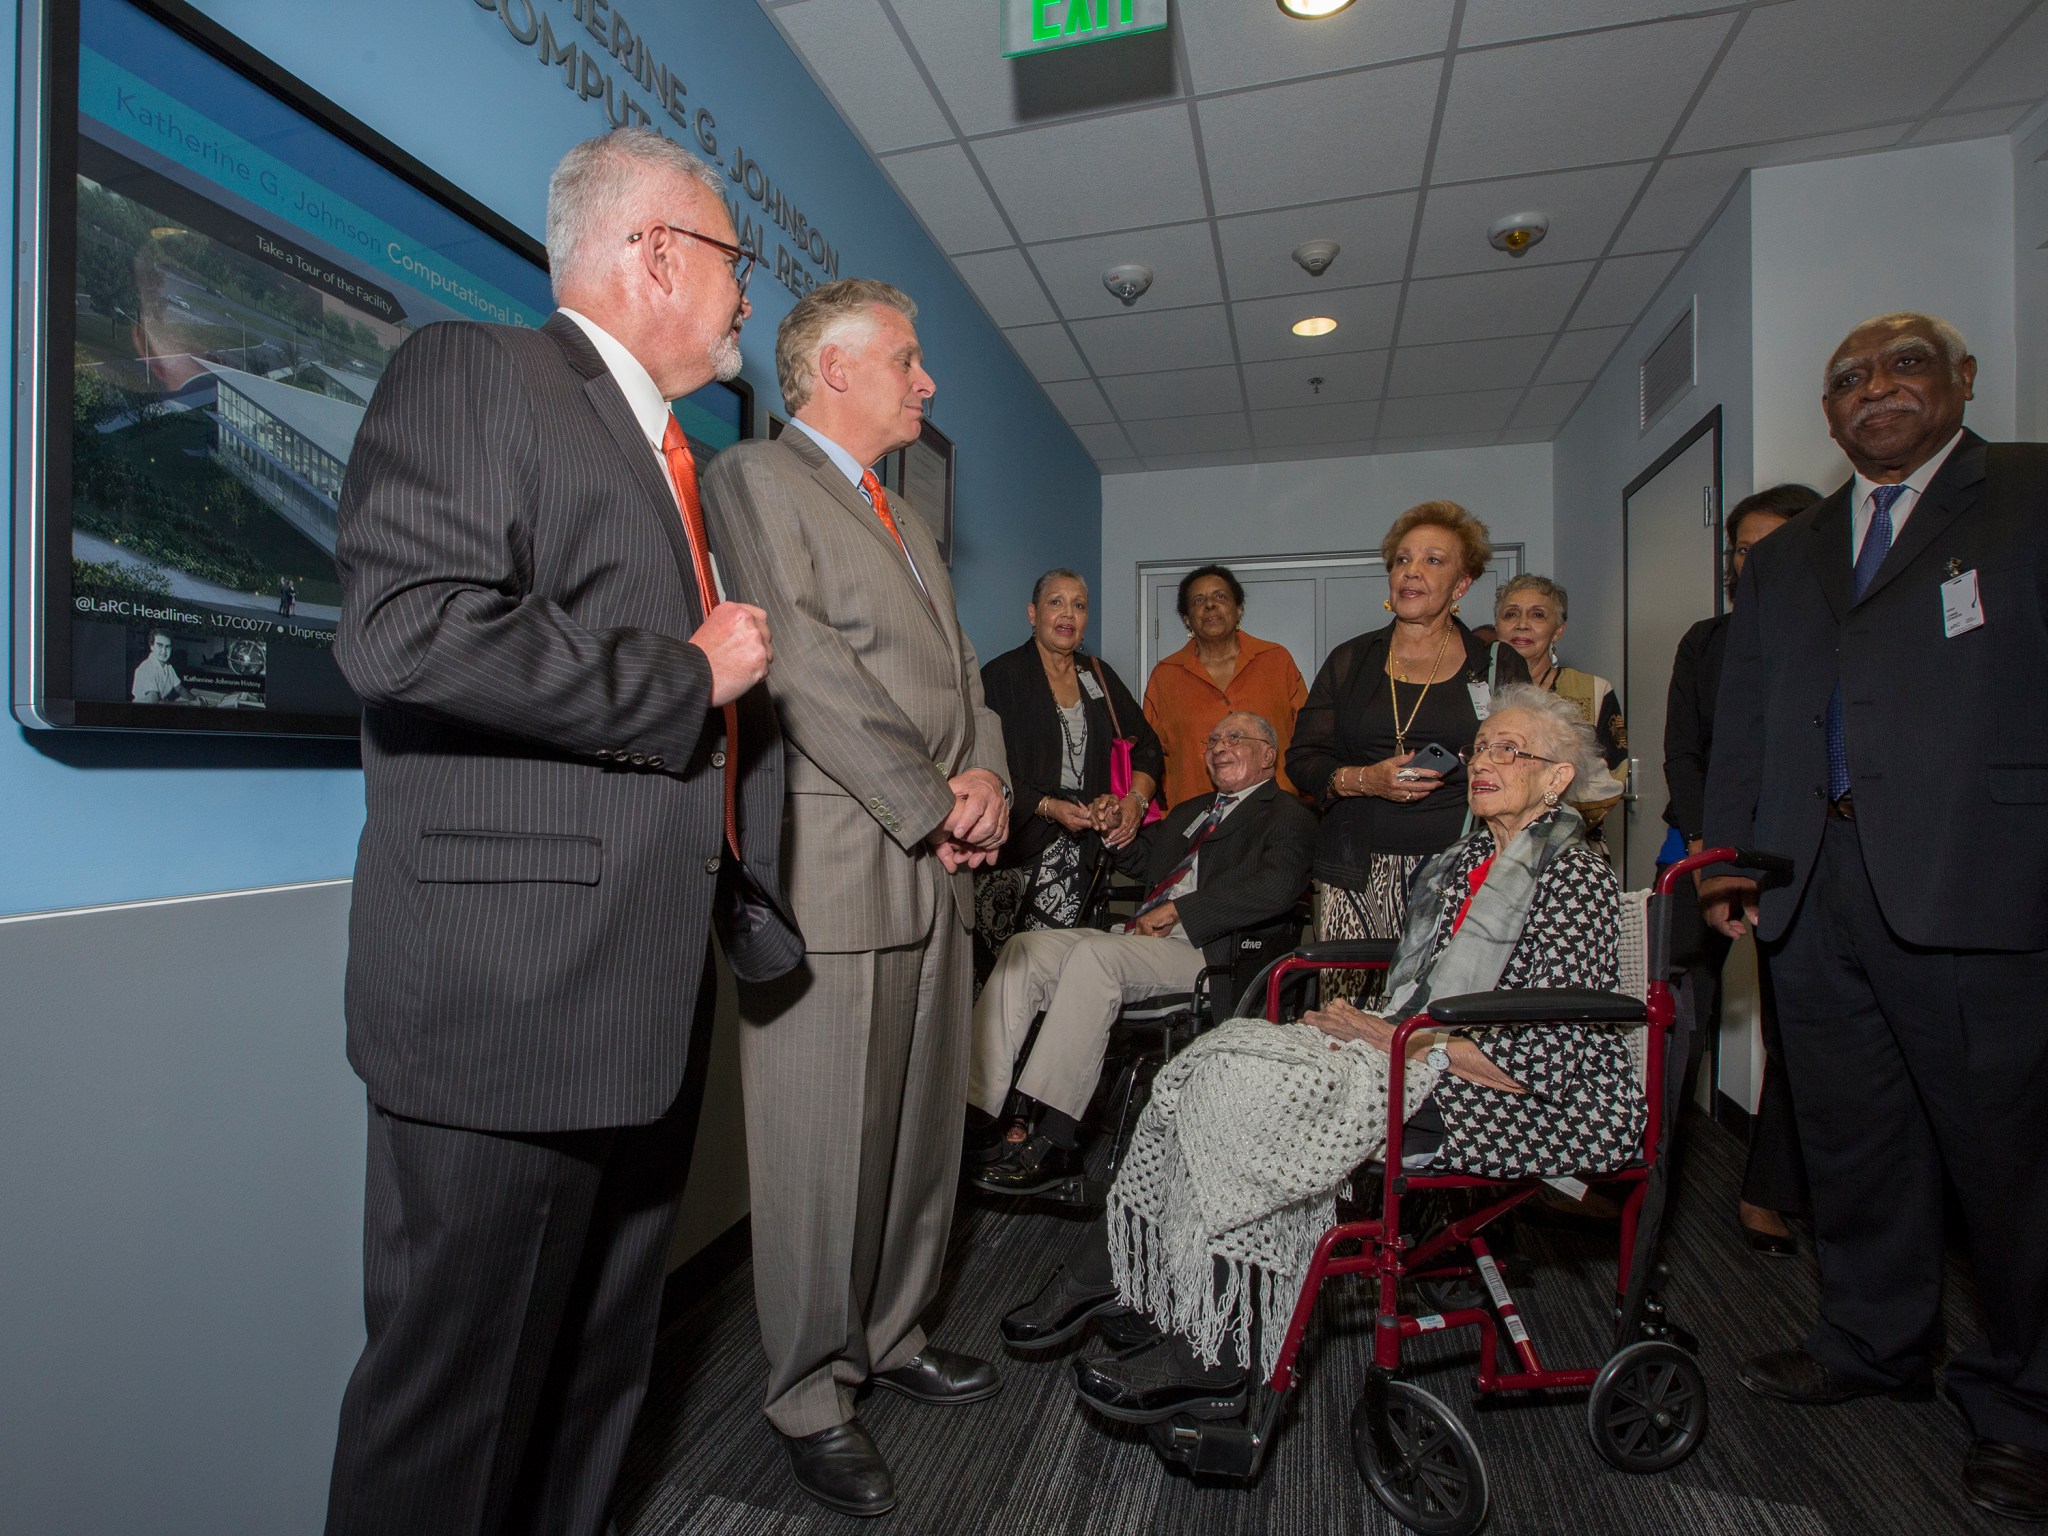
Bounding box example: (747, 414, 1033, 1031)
(1092, 658, 1164, 826)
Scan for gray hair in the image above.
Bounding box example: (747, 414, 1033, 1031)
(1495, 573, 1568, 621)
(1484, 683, 1600, 802)
(1218, 710, 1278, 749)
(1829, 311, 1971, 385)
(777, 278, 919, 412)
(546, 128, 724, 299)
(1029, 568, 1088, 606)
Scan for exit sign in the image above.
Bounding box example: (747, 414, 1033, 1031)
(1001, 0, 1169, 58)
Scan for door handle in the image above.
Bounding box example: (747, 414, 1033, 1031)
(1621, 757, 1640, 804)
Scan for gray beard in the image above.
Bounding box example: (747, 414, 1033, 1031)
(710, 332, 743, 383)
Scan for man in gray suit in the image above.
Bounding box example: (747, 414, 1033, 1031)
(702, 280, 1010, 1518)
(326, 129, 799, 1536)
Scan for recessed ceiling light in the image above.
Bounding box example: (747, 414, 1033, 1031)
(1292, 316, 1338, 337)
(1277, 0, 1358, 17)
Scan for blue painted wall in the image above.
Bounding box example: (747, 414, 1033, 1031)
(3, 0, 1100, 916)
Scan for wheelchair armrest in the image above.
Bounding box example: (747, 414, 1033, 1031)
(1423, 987, 1647, 1028)
(1291, 938, 1398, 966)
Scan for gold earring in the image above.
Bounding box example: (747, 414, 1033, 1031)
(1382, 598, 1393, 612)
(1543, 790, 1560, 808)
(1451, 601, 1461, 616)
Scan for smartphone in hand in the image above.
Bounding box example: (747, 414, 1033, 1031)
(1394, 741, 1460, 780)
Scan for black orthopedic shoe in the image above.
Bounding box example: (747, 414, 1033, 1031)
(1963, 1437, 2048, 1522)
(1000, 1263, 1127, 1349)
(964, 1111, 1027, 1168)
(781, 1419, 895, 1518)
(869, 1345, 1002, 1406)
(969, 1132, 1083, 1196)
(1072, 1336, 1248, 1425)
(1737, 1345, 1934, 1405)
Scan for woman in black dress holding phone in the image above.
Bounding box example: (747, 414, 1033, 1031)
(1288, 502, 1528, 1000)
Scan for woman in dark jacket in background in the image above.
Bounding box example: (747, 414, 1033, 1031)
(977, 568, 1162, 985)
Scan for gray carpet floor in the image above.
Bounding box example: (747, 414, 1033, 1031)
(614, 1112, 2006, 1535)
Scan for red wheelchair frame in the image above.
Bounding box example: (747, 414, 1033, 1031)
(1142, 847, 1789, 1535)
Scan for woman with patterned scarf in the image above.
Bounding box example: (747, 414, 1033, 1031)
(997, 685, 1644, 1424)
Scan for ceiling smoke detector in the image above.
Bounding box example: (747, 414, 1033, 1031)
(1488, 212, 1549, 259)
(1102, 263, 1154, 307)
(1292, 239, 1340, 277)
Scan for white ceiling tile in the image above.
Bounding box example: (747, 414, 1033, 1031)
(1098, 458, 1147, 475)
(953, 248, 1057, 327)
(1240, 349, 1389, 408)
(1387, 335, 1552, 398)
(1069, 305, 1237, 374)
(1374, 430, 1510, 454)
(973, 107, 1210, 241)
(1498, 427, 1556, 444)
(1535, 325, 1630, 385)
(1123, 412, 1254, 457)
(1251, 400, 1385, 449)
(1140, 450, 1261, 470)
(1215, 192, 1417, 300)
(1946, 2, 2048, 112)
(1025, 223, 1225, 320)
(771, 0, 955, 152)
(1256, 440, 1381, 465)
(1411, 163, 1650, 278)
(1100, 365, 1246, 421)
(1040, 377, 1117, 426)
(1571, 250, 1683, 328)
(1461, 0, 1767, 48)
(1377, 389, 1525, 437)
(1676, 0, 2029, 153)
(1511, 381, 1591, 430)
(1611, 126, 1909, 253)
(1432, 16, 1733, 182)
(1004, 322, 1090, 381)
(1177, 0, 1455, 93)
(878, 145, 1013, 254)
(1909, 105, 2032, 145)
(1234, 284, 1402, 362)
(1074, 421, 1137, 459)
(1198, 61, 1442, 215)
(1399, 263, 1591, 346)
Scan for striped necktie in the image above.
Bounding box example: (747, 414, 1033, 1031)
(1128, 794, 1234, 926)
(660, 416, 741, 857)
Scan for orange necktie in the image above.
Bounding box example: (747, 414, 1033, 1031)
(660, 416, 741, 858)
(860, 469, 936, 617)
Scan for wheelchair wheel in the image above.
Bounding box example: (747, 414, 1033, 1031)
(1586, 1340, 1708, 1473)
(1352, 1379, 1489, 1536)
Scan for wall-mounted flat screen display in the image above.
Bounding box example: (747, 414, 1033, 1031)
(14, 0, 751, 735)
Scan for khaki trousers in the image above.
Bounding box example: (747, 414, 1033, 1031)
(968, 927, 1205, 1122)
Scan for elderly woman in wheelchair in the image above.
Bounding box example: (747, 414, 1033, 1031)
(1001, 682, 1643, 1428)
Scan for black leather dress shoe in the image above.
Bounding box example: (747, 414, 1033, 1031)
(1964, 1437, 2048, 1521)
(1072, 1336, 1248, 1425)
(1742, 1224, 1799, 1258)
(1000, 1263, 1126, 1349)
(1738, 1346, 1934, 1405)
(969, 1133, 1083, 1195)
(782, 1420, 895, 1518)
(870, 1345, 1002, 1405)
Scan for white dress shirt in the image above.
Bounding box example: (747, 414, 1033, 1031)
(1849, 427, 1964, 562)
(558, 308, 672, 454)
(784, 414, 866, 487)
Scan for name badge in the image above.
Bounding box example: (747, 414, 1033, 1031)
(1467, 681, 1493, 719)
(1078, 671, 1105, 701)
(1940, 568, 1984, 637)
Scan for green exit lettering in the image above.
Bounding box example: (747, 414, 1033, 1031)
(1006, 0, 1164, 57)
(1030, 0, 1136, 40)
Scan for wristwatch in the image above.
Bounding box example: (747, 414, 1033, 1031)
(1421, 1031, 1452, 1072)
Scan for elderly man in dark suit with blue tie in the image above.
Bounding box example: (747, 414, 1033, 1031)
(1702, 311, 2048, 1522)
(324, 128, 801, 1536)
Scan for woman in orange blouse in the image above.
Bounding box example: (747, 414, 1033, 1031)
(1141, 564, 1309, 809)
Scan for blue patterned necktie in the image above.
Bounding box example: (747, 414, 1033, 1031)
(1824, 483, 1907, 801)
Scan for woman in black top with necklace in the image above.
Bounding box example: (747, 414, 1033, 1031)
(1287, 502, 1527, 1000)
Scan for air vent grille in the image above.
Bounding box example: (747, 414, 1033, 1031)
(1640, 304, 1695, 431)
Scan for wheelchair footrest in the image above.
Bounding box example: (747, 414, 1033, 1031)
(1145, 1414, 1268, 1481)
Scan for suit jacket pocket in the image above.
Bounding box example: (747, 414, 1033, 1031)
(417, 830, 603, 884)
(1989, 765, 2048, 805)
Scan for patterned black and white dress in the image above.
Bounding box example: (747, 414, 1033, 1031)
(1419, 824, 1646, 1178)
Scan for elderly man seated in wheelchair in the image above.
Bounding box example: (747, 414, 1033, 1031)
(1002, 683, 1645, 1423)
(967, 709, 1317, 1196)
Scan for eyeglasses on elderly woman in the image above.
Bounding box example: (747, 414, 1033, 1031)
(1459, 741, 1557, 768)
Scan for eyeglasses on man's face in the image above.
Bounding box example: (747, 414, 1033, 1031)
(1460, 741, 1557, 768)
(1205, 730, 1267, 751)
(626, 223, 756, 295)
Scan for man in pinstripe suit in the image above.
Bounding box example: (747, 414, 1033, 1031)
(324, 130, 799, 1536)
(701, 280, 1010, 1517)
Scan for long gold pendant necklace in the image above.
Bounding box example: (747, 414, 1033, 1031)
(1386, 624, 1455, 755)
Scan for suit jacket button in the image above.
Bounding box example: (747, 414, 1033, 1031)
(711, 751, 726, 768)
(704, 856, 721, 874)
(630, 753, 649, 767)
(648, 755, 665, 769)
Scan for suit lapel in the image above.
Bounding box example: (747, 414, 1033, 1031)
(544, 314, 704, 614)
(782, 430, 952, 645)
(1856, 431, 1987, 606)
(1803, 487, 1855, 623)
(1201, 779, 1273, 846)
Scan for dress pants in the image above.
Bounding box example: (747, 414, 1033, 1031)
(968, 927, 1206, 1123)
(326, 975, 716, 1536)
(1766, 815, 2048, 1450)
(738, 909, 969, 1438)
(1741, 955, 1810, 1215)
